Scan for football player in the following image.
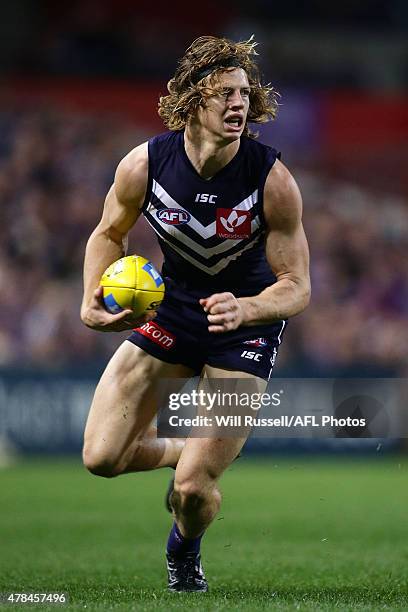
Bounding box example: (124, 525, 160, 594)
(81, 35, 310, 592)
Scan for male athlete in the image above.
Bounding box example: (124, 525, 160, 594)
(80, 36, 310, 592)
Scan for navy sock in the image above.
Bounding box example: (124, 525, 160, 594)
(166, 521, 203, 557)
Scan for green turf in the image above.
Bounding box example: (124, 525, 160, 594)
(0, 456, 407, 611)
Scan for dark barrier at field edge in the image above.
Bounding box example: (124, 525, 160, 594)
(0, 371, 403, 454)
(0, 370, 95, 454)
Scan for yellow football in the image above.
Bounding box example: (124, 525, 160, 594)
(100, 255, 165, 317)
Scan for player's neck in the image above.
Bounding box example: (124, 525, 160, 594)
(184, 128, 240, 180)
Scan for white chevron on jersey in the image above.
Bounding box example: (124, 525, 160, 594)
(147, 211, 261, 258)
(150, 180, 258, 239)
(144, 217, 262, 275)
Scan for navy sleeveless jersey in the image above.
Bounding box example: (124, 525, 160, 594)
(142, 131, 279, 298)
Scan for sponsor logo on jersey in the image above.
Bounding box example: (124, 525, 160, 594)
(142, 262, 164, 287)
(136, 321, 176, 349)
(157, 209, 191, 225)
(216, 209, 251, 239)
(195, 193, 218, 203)
(244, 337, 268, 347)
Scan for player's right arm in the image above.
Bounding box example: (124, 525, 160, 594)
(80, 142, 150, 332)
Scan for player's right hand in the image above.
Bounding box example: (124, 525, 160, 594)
(80, 286, 155, 332)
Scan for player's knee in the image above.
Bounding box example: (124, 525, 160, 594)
(172, 479, 219, 514)
(172, 482, 205, 513)
(82, 445, 120, 478)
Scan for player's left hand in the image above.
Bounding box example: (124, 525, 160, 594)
(200, 292, 244, 333)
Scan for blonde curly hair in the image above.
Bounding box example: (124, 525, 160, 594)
(158, 35, 279, 138)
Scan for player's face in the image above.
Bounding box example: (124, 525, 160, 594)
(196, 68, 250, 142)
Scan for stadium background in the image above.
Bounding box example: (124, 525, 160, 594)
(0, 1, 407, 609)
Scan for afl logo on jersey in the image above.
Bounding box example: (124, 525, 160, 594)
(157, 209, 191, 225)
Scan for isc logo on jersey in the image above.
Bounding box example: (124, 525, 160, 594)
(157, 209, 191, 225)
(195, 193, 218, 203)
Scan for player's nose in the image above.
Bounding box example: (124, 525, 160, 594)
(228, 90, 245, 110)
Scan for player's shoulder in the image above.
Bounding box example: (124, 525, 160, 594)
(149, 130, 180, 147)
(242, 134, 273, 150)
(265, 159, 299, 197)
(242, 134, 279, 162)
(148, 130, 182, 160)
(118, 141, 148, 176)
(115, 142, 149, 204)
(264, 159, 303, 226)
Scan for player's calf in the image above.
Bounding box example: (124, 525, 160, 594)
(171, 479, 222, 538)
(165, 479, 220, 592)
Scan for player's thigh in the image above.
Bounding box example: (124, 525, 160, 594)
(204, 365, 268, 385)
(84, 340, 194, 459)
(176, 366, 267, 488)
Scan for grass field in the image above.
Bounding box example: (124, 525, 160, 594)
(0, 456, 407, 611)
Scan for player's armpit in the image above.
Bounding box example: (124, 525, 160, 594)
(238, 160, 311, 326)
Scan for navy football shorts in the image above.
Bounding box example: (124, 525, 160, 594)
(128, 279, 286, 381)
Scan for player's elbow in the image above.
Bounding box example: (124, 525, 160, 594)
(104, 226, 128, 248)
(297, 278, 311, 313)
(278, 274, 311, 315)
(283, 275, 311, 317)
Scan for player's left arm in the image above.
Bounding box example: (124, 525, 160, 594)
(201, 160, 311, 332)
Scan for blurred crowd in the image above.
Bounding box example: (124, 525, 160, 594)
(2, 1, 408, 91)
(282, 172, 408, 376)
(0, 108, 407, 376)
